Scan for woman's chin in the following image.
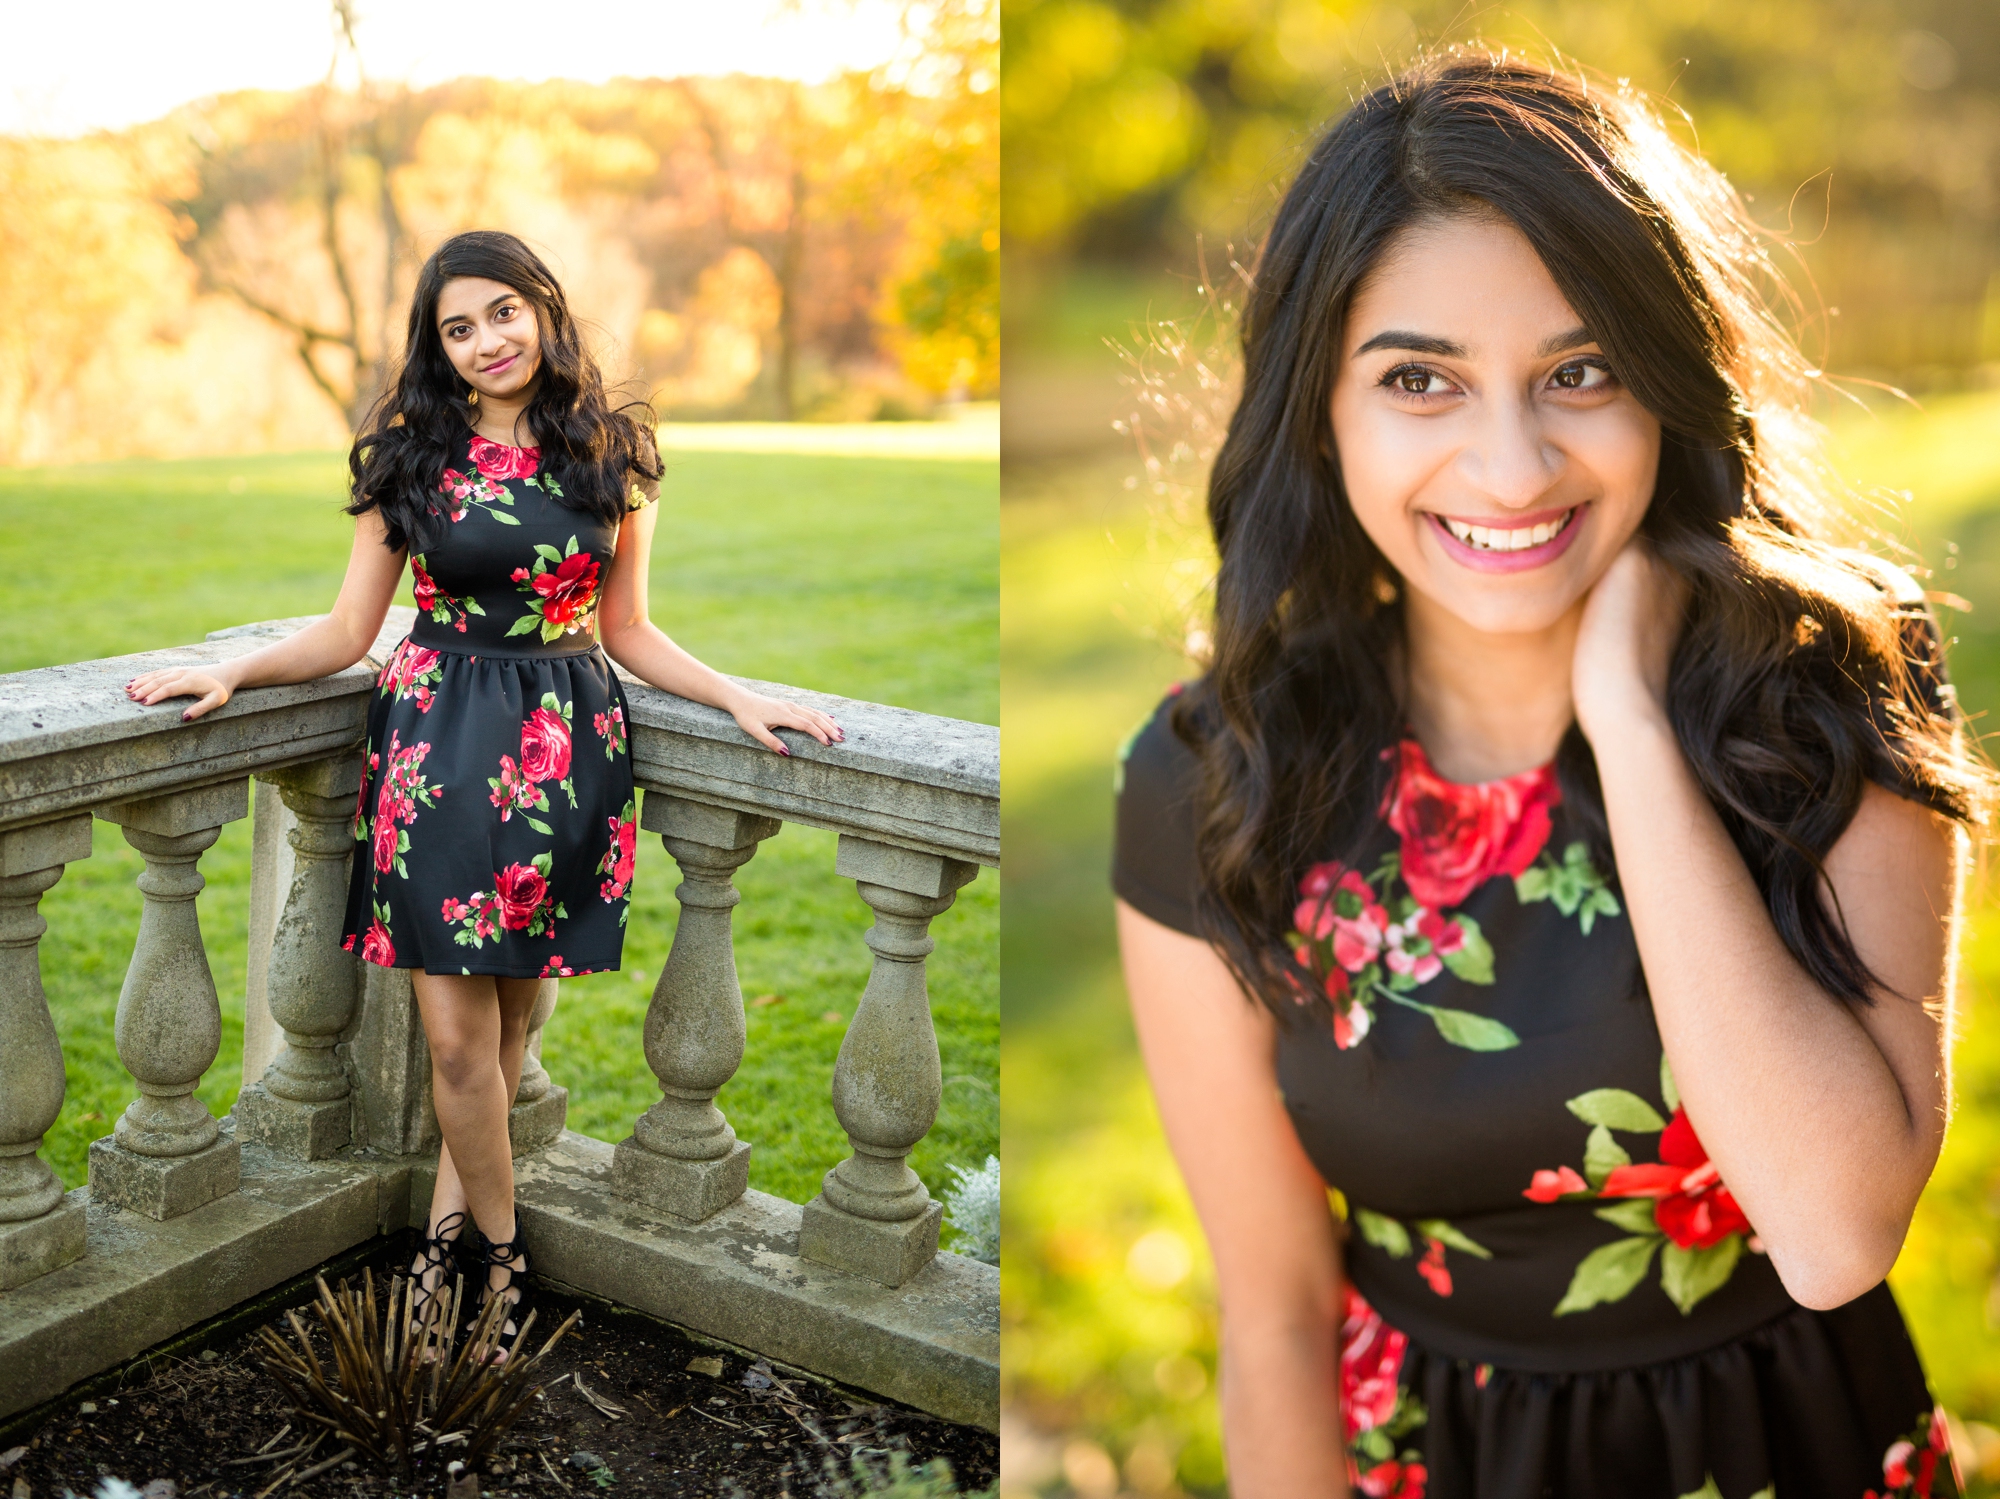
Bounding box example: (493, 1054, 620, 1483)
(1405, 571, 1592, 638)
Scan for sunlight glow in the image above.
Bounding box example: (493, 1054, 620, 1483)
(1, 0, 907, 138)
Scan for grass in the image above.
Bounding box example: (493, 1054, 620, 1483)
(999, 393, 2000, 1492)
(1, 440, 996, 1223)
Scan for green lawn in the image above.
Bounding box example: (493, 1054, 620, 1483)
(1000, 395, 2000, 1491)
(2, 444, 996, 1229)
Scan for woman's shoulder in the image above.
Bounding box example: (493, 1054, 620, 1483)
(1112, 684, 1206, 936)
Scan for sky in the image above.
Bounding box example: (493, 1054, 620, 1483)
(1, 0, 908, 137)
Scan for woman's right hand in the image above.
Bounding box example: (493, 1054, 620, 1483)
(125, 665, 236, 722)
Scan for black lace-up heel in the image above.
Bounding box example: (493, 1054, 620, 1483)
(477, 1230, 532, 1359)
(408, 1209, 469, 1323)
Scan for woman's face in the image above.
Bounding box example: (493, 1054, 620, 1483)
(1329, 214, 1663, 637)
(436, 276, 542, 404)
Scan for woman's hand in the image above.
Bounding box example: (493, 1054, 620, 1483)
(1570, 539, 1687, 748)
(124, 664, 238, 722)
(723, 687, 844, 756)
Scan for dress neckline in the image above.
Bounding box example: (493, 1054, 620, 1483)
(1394, 735, 1555, 792)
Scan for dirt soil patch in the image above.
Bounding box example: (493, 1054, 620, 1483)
(1, 1232, 995, 1499)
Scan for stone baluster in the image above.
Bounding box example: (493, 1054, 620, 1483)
(90, 780, 249, 1220)
(509, 977, 568, 1156)
(236, 759, 364, 1159)
(611, 796, 778, 1221)
(800, 837, 978, 1287)
(0, 816, 93, 1290)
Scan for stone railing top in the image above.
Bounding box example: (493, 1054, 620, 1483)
(0, 611, 998, 865)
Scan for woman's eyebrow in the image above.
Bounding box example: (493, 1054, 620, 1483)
(1538, 325, 1595, 356)
(1354, 330, 1466, 357)
(436, 295, 515, 330)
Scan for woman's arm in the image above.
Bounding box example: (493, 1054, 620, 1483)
(125, 509, 408, 721)
(1117, 901, 1350, 1498)
(1574, 546, 1959, 1310)
(596, 500, 842, 754)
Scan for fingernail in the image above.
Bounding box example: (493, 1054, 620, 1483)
(777, 745, 790, 757)
(180, 712, 191, 722)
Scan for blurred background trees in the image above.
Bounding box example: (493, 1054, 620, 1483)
(0, 0, 996, 464)
(1003, 0, 2000, 461)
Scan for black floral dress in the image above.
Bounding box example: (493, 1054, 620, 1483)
(340, 434, 645, 979)
(1113, 688, 1963, 1499)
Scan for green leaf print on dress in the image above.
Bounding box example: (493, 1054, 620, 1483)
(1352, 1206, 1491, 1298)
(1523, 1056, 1762, 1316)
(1515, 840, 1623, 933)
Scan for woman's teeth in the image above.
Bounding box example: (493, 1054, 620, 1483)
(1441, 510, 1574, 552)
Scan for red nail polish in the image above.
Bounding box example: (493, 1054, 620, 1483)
(777, 745, 790, 756)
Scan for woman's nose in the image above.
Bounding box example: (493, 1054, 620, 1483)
(1460, 400, 1561, 508)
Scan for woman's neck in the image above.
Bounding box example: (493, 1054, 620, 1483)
(472, 383, 538, 448)
(1399, 588, 1582, 783)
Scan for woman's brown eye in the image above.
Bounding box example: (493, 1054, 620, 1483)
(1399, 371, 1431, 394)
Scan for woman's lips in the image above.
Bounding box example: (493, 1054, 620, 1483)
(481, 353, 519, 375)
(1423, 504, 1588, 574)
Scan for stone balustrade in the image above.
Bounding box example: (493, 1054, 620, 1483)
(0, 608, 999, 1428)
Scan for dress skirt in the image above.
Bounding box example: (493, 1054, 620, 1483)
(340, 637, 637, 978)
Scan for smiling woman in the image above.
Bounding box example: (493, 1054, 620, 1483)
(1110, 52, 1987, 1499)
(121, 228, 845, 1379)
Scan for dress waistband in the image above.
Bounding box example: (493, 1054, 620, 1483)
(405, 621, 606, 661)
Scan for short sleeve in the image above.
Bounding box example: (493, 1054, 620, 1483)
(626, 470, 660, 514)
(1111, 689, 1204, 936)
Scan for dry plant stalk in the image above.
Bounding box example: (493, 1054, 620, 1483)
(258, 1266, 581, 1481)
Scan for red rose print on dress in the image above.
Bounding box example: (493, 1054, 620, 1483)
(351, 748, 380, 843)
(520, 696, 578, 808)
(507, 536, 602, 644)
(346, 899, 397, 968)
(489, 695, 578, 830)
(1288, 856, 1511, 1053)
(1339, 1284, 1428, 1496)
(598, 797, 637, 916)
(1524, 1054, 1764, 1318)
(378, 639, 444, 713)
(1863, 1407, 1961, 1499)
(432, 466, 518, 524)
(371, 730, 442, 879)
(1379, 738, 1558, 909)
(593, 703, 628, 759)
(445, 852, 568, 949)
(539, 954, 576, 978)
(1598, 1107, 1753, 1251)
(467, 436, 541, 481)
(411, 553, 486, 633)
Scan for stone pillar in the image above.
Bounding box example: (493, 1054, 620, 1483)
(799, 837, 978, 1287)
(236, 759, 364, 1159)
(90, 780, 249, 1221)
(611, 796, 778, 1221)
(509, 977, 567, 1156)
(0, 816, 93, 1290)
(241, 779, 298, 1089)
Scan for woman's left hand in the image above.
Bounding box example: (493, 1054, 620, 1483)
(1571, 539, 1688, 747)
(726, 688, 844, 756)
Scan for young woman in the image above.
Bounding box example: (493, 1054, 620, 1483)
(1113, 56, 1981, 1498)
(125, 230, 842, 1351)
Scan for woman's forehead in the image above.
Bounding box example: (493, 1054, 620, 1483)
(436, 276, 525, 323)
(1346, 216, 1588, 358)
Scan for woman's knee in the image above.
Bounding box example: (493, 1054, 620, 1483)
(429, 1033, 496, 1092)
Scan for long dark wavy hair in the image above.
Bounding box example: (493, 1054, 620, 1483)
(1176, 51, 1989, 1017)
(347, 231, 661, 553)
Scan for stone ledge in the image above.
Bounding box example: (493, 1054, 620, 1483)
(2, 1134, 997, 1431)
(0, 1141, 396, 1420)
(417, 1131, 999, 1430)
(0, 613, 998, 866)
